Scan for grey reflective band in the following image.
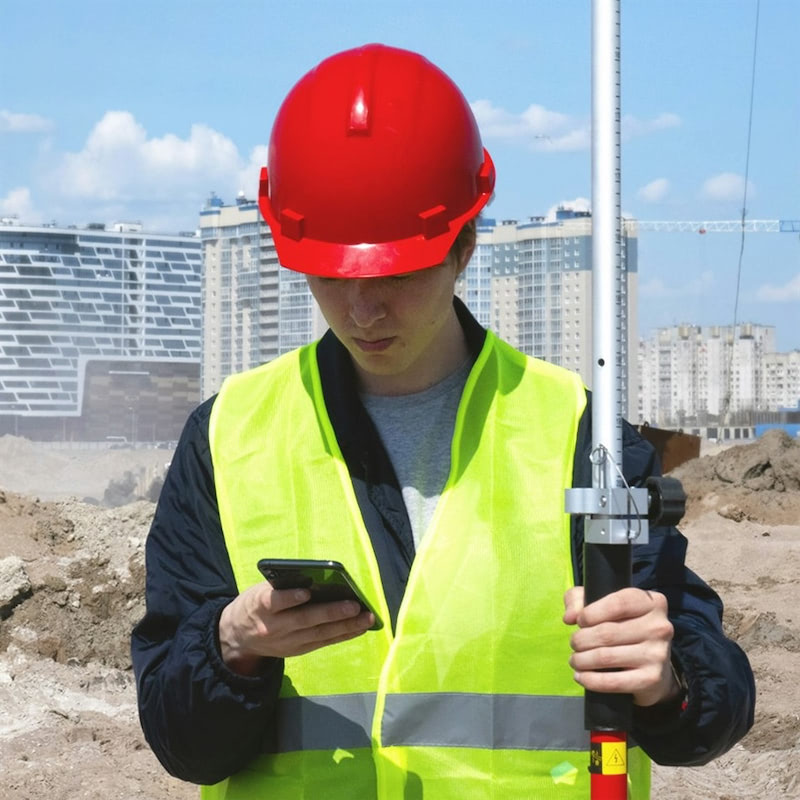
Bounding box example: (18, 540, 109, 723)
(272, 692, 591, 753)
(382, 693, 588, 751)
(273, 693, 376, 753)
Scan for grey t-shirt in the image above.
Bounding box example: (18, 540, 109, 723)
(360, 359, 473, 549)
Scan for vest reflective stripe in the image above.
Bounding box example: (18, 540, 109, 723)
(273, 693, 588, 752)
(275, 693, 376, 752)
(382, 693, 587, 751)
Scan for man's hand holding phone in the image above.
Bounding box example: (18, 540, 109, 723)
(219, 581, 375, 676)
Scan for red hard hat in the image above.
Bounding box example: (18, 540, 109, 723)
(258, 44, 495, 278)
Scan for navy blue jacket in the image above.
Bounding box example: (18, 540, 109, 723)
(131, 301, 755, 785)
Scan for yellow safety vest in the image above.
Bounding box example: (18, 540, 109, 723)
(205, 331, 651, 799)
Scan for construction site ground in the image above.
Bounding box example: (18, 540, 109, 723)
(1, 430, 799, 799)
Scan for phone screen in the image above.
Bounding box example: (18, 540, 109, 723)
(257, 558, 383, 630)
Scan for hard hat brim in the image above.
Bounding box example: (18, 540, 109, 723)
(258, 150, 494, 278)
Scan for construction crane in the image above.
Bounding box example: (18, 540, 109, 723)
(633, 219, 800, 234)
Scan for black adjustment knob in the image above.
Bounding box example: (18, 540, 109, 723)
(645, 476, 686, 527)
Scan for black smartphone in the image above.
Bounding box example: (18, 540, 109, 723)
(257, 558, 383, 631)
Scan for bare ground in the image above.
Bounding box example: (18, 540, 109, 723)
(1, 429, 799, 799)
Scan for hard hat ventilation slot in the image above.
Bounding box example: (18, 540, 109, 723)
(348, 87, 371, 135)
(477, 158, 494, 194)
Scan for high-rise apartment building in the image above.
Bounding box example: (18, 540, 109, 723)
(0, 220, 202, 441)
(638, 323, 781, 427)
(458, 209, 639, 416)
(763, 350, 800, 411)
(198, 194, 326, 397)
(199, 202, 639, 415)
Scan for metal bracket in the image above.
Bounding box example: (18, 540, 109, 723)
(565, 486, 650, 545)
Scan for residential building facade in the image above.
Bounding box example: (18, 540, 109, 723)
(0, 220, 202, 441)
(198, 193, 326, 398)
(457, 209, 639, 417)
(762, 350, 800, 412)
(638, 322, 789, 427)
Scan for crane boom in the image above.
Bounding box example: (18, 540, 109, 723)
(633, 219, 800, 233)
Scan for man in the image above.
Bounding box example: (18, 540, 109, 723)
(132, 44, 754, 798)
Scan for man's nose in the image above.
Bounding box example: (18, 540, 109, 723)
(348, 280, 387, 328)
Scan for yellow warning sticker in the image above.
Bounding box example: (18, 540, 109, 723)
(601, 741, 627, 775)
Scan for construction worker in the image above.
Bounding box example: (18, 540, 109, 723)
(132, 44, 755, 798)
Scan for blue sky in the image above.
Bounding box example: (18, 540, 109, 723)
(2, 0, 798, 349)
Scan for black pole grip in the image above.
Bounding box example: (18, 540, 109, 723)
(583, 540, 633, 731)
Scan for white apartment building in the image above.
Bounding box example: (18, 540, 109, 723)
(638, 323, 787, 427)
(0, 219, 202, 441)
(200, 202, 639, 415)
(458, 209, 639, 417)
(199, 194, 326, 397)
(763, 350, 800, 411)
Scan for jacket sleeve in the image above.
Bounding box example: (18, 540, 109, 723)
(131, 398, 284, 785)
(572, 406, 756, 766)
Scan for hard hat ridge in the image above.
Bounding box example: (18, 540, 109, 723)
(258, 43, 495, 278)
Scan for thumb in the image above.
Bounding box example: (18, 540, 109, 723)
(563, 585, 585, 624)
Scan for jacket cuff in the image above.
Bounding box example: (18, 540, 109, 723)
(632, 649, 690, 735)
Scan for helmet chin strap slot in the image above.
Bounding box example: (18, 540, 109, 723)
(280, 209, 305, 242)
(419, 205, 449, 239)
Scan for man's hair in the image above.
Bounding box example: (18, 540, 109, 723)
(450, 217, 477, 268)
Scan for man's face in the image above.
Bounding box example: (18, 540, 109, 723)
(307, 258, 467, 396)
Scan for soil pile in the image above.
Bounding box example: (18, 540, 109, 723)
(672, 428, 800, 524)
(0, 483, 192, 799)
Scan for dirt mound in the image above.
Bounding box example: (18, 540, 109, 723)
(0, 488, 193, 799)
(671, 428, 800, 525)
(0, 491, 150, 670)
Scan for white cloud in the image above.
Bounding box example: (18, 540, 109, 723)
(0, 110, 53, 133)
(54, 111, 247, 205)
(471, 100, 679, 152)
(0, 187, 40, 223)
(640, 270, 715, 299)
(701, 172, 755, 202)
(470, 99, 582, 151)
(756, 274, 800, 302)
(637, 178, 670, 203)
(622, 112, 680, 138)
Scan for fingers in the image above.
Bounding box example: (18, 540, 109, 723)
(287, 612, 376, 656)
(563, 586, 666, 627)
(262, 586, 312, 613)
(281, 598, 371, 639)
(571, 649, 670, 699)
(570, 598, 673, 652)
(574, 586, 668, 628)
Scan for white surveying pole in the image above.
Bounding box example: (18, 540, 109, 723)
(592, 0, 623, 486)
